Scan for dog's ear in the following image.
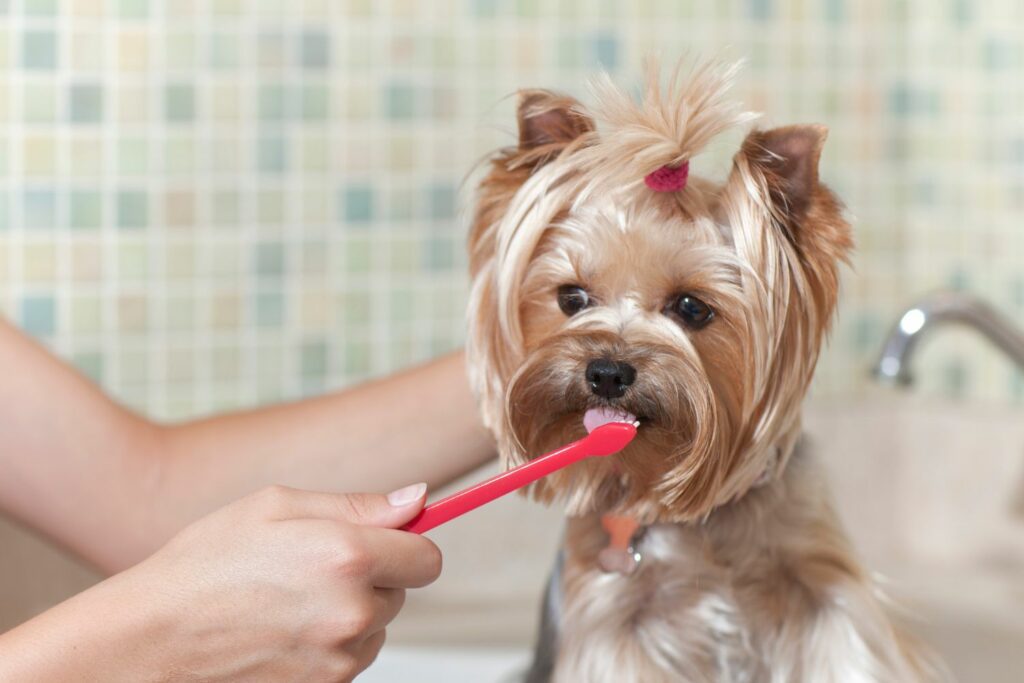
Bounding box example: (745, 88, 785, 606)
(732, 124, 852, 268)
(515, 89, 594, 166)
(739, 124, 827, 222)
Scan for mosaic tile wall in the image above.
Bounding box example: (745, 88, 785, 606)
(0, 0, 1022, 420)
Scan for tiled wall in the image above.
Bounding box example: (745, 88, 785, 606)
(0, 0, 1022, 420)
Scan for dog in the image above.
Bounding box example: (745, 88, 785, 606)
(464, 60, 939, 682)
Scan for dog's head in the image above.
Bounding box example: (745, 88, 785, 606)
(466, 62, 852, 523)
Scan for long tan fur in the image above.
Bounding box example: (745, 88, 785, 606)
(466, 60, 939, 682)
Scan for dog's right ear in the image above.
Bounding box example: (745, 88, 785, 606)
(515, 90, 594, 167)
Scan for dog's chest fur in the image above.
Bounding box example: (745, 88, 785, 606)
(527, 448, 928, 683)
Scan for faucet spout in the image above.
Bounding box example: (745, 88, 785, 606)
(873, 292, 1024, 386)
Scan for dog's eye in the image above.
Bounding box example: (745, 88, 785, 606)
(667, 294, 714, 329)
(557, 285, 590, 316)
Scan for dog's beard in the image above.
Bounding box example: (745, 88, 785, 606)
(502, 328, 741, 523)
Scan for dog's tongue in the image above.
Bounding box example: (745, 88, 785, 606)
(583, 407, 637, 434)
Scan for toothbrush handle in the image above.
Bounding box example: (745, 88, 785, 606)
(401, 422, 636, 534)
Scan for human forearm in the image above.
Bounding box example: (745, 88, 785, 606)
(0, 570, 172, 682)
(148, 351, 494, 557)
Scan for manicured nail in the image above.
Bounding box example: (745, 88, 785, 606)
(387, 482, 426, 507)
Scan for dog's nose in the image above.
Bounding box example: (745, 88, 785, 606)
(585, 359, 637, 399)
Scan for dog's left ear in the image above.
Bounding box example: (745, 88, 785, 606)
(740, 124, 827, 223)
(734, 124, 852, 263)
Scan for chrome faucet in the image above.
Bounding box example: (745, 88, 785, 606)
(873, 291, 1024, 385)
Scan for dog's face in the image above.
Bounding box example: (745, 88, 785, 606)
(467, 64, 852, 523)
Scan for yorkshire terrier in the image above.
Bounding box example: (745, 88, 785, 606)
(465, 61, 939, 682)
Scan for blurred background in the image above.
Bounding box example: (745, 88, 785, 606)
(1, 1, 1023, 681)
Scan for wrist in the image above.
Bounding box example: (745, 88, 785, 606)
(0, 567, 178, 681)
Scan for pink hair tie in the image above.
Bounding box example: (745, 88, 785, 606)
(644, 161, 689, 192)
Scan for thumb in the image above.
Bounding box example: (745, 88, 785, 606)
(332, 483, 428, 528)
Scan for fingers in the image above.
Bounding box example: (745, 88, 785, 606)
(351, 527, 443, 589)
(254, 484, 428, 529)
(353, 629, 387, 678)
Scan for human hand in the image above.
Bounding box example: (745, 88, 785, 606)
(113, 483, 439, 681)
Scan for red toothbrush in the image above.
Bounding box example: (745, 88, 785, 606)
(402, 419, 638, 534)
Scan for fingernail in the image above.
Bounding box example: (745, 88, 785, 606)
(387, 482, 426, 507)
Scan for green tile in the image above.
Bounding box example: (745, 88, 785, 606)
(300, 340, 328, 376)
(255, 291, 285, 327)
(165, 84, 196, 122)
(389, 287, 415, 322)
(117, 190, 148, 229)
(22, 31, 56, 70)
(300, 30, 330, 68)
(257, 135, 286, 173)
(389, 239, 418, 272)
(343, 341, 371, 375)
(118, 244, 148, 278)
(117, 0, 149, 18)
(24, 189, 56, 229)
(69, 84, 103, 123)
(209, 32, 241, 69)
(212, 190, 240, 225)
(72, 351, 104, 383)
(70, 190, 102, 229)
(166, 297, 195, 330)
(301, 85, 329, 120)
(428, 183, 455, 220)
(20, 295, 55, 336)
(258, 84, 287, 121)
(25, 0, 57, 16)
(255, 242, 285, 278)
(71, 296, 101, 333)
(340, 290, 371, 324)
(23, 84, 57, 122)
(385, 83, 415, 119)
(257, 190, 284, 223)
(343, 238, 371, 272)
(424, 236, 454, 270)
(117, 138, 148, 174)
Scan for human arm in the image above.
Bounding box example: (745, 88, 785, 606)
(0, 485, 441, 681)
(0, 319, 493, 572)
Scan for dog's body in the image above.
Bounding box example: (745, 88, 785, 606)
(465, 61, 936, 682)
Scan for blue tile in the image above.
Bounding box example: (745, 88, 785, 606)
(593, 34, 618, 70)
(424, 237, 454, 270)
(428, 183, 456, 221)
(22, 31, 57, 69)
(257, 135, 287, 173)
(748, 0, 772, 21)
(386, 83, 415, 120)
(0, 192, 8, 231)
(21, 295, 56, 336)
(342, 186, 374, 223)
(820, 0, 843, 23)
(300, 31, 330, 69)
(69, 84, 104, 123)
(117, 190, 148, 229)
(24, 189, 56, 229)
(472, 0, 498, 17)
